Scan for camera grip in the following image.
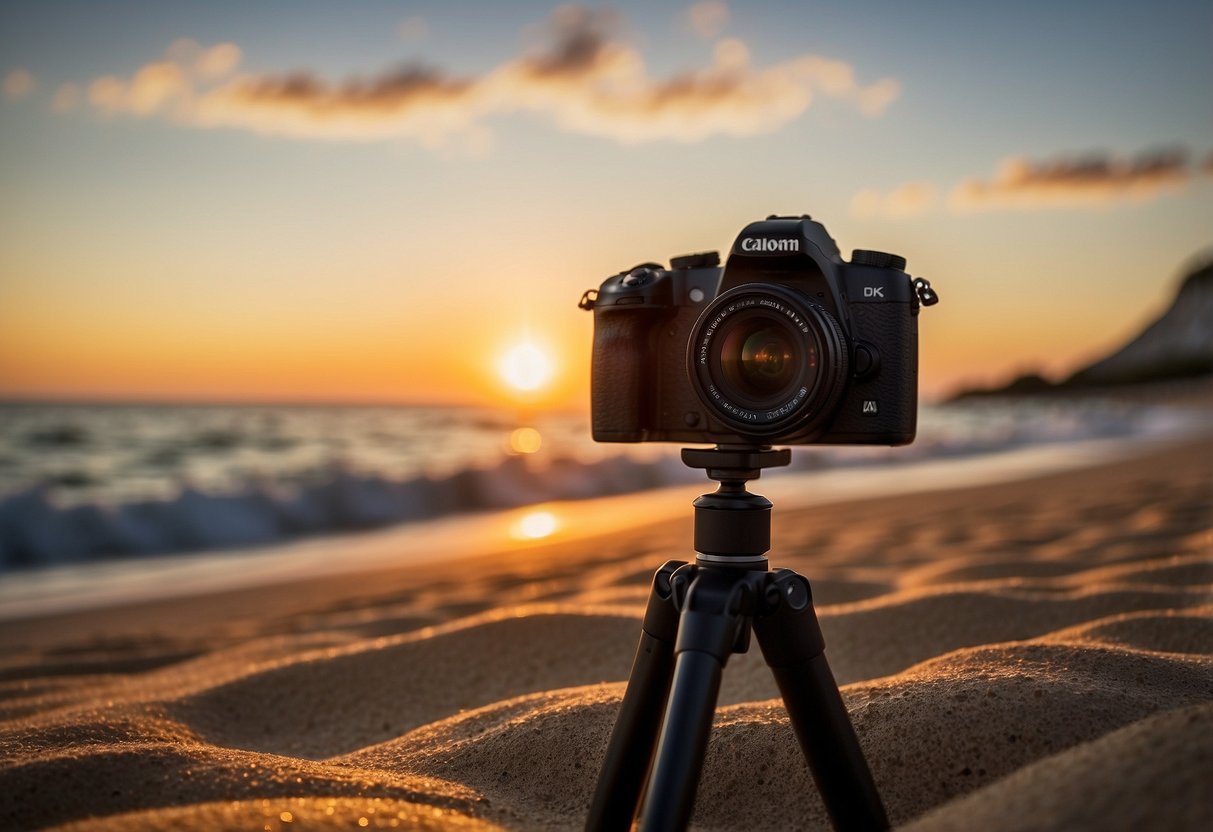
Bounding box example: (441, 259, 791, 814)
(832, 303, 918, 440)
(591, 307, 660, 441)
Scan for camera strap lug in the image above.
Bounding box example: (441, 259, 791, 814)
(913, 277, 940, 308)
(578, 289, 599, 311)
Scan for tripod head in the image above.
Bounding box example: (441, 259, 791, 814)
(681, 445, 791, 483)
(681, 445, 791, 566)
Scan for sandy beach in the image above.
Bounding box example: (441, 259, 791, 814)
(1, 433, 1210, 831)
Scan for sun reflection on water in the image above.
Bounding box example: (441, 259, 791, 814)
(508, 426, 543, 454)
(511, 510, 559, 540)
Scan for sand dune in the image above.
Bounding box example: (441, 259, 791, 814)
(903, 702, 1213, 832)
(0, 436, 1209, 830)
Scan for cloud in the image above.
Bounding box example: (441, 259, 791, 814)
(853, 146, 1210, 219)
(197, 65, 482, 143)
(3, 68, 36, 99)
(87, 39, 242, 118)
(950, 148, 1193, 211)
(857, 78, 901, 117)
(485, 8, 899, 143)
(683, 1, 730, 39)
(90, 61, 191, 116)
(166, 38, 242, 79)
(850, 181, 936, 219)
(65, 6, 899, 147)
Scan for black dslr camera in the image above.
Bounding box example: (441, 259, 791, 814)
(579, 214, 939, 445)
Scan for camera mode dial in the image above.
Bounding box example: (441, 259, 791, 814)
(621, 264, 663, 286)
(851, 249, 907, 271)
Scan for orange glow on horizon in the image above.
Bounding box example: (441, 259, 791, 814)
(0, 222, 1167, 409)
(0, 308, 1117, 407)
(0, 286, 594, 407)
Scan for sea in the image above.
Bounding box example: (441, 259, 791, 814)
(0, 398, 1196, 572)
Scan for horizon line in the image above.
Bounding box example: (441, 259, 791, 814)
(0, 393, 590, 412)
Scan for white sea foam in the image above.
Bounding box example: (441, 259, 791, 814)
(0, 399, 1196, 570)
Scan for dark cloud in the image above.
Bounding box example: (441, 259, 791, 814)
(516, 6, 622, 80)
(73, 6, 899, 146)
(854, 146, 1208, 219)
(219, 65, 475, 114)
(952, 147, 1194, 210)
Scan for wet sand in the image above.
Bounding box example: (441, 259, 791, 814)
(1, 435, 1210, 830)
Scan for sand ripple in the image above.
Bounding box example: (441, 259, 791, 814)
(0, 437, 1209, 829)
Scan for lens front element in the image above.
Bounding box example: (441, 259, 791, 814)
(718, 317, 814, 405)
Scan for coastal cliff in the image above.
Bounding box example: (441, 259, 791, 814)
(953, 256, 1213, 398)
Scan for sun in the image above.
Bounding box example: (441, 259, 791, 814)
(499, 341, 554, 393)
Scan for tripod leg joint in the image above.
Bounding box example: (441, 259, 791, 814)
(641, 560, 689, 643)
(670, 567, 768, 663)
(754, 568, 827, 667)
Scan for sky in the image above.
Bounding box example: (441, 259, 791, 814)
(1, 0, 1210, 408)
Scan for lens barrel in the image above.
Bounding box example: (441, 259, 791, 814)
(688, 285, 847, 438)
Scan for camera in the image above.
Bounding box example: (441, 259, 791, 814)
(579, 214, 939, 446)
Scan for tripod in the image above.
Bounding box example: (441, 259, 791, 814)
(586, 446, 888, 832)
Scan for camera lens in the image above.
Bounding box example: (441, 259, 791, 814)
(688, 285, 847, 438)
(718, 319, 809, 402)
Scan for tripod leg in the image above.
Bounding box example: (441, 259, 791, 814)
(639, 566, 758, 832)
(587, 561, 686, 832)
(638, 650, 723, 831)
(753, 570, 889, 832)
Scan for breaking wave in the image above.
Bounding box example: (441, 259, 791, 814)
(0, 399, 1196, 570)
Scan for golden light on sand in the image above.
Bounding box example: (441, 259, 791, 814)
(508, 426, 543, 454)
(512, 510, 559, 540)
(499, 341, 554, 392)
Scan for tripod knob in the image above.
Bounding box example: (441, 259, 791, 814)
(782, 576, 811, 611)
(766, 569, 812, 610)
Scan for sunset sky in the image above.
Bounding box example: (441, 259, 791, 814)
(1, 0, 1210, 407)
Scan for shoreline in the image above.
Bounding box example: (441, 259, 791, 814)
(0, 429, 1200, 624)
(3, 393, 1201, 581)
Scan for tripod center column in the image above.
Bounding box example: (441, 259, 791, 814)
(693, 481, 772, 566)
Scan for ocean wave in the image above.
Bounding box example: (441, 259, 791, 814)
(0, 453, 703, 570)
(0, 399, 1195, 571)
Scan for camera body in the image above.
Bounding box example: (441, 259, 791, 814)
(587, 215, 931, 446)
